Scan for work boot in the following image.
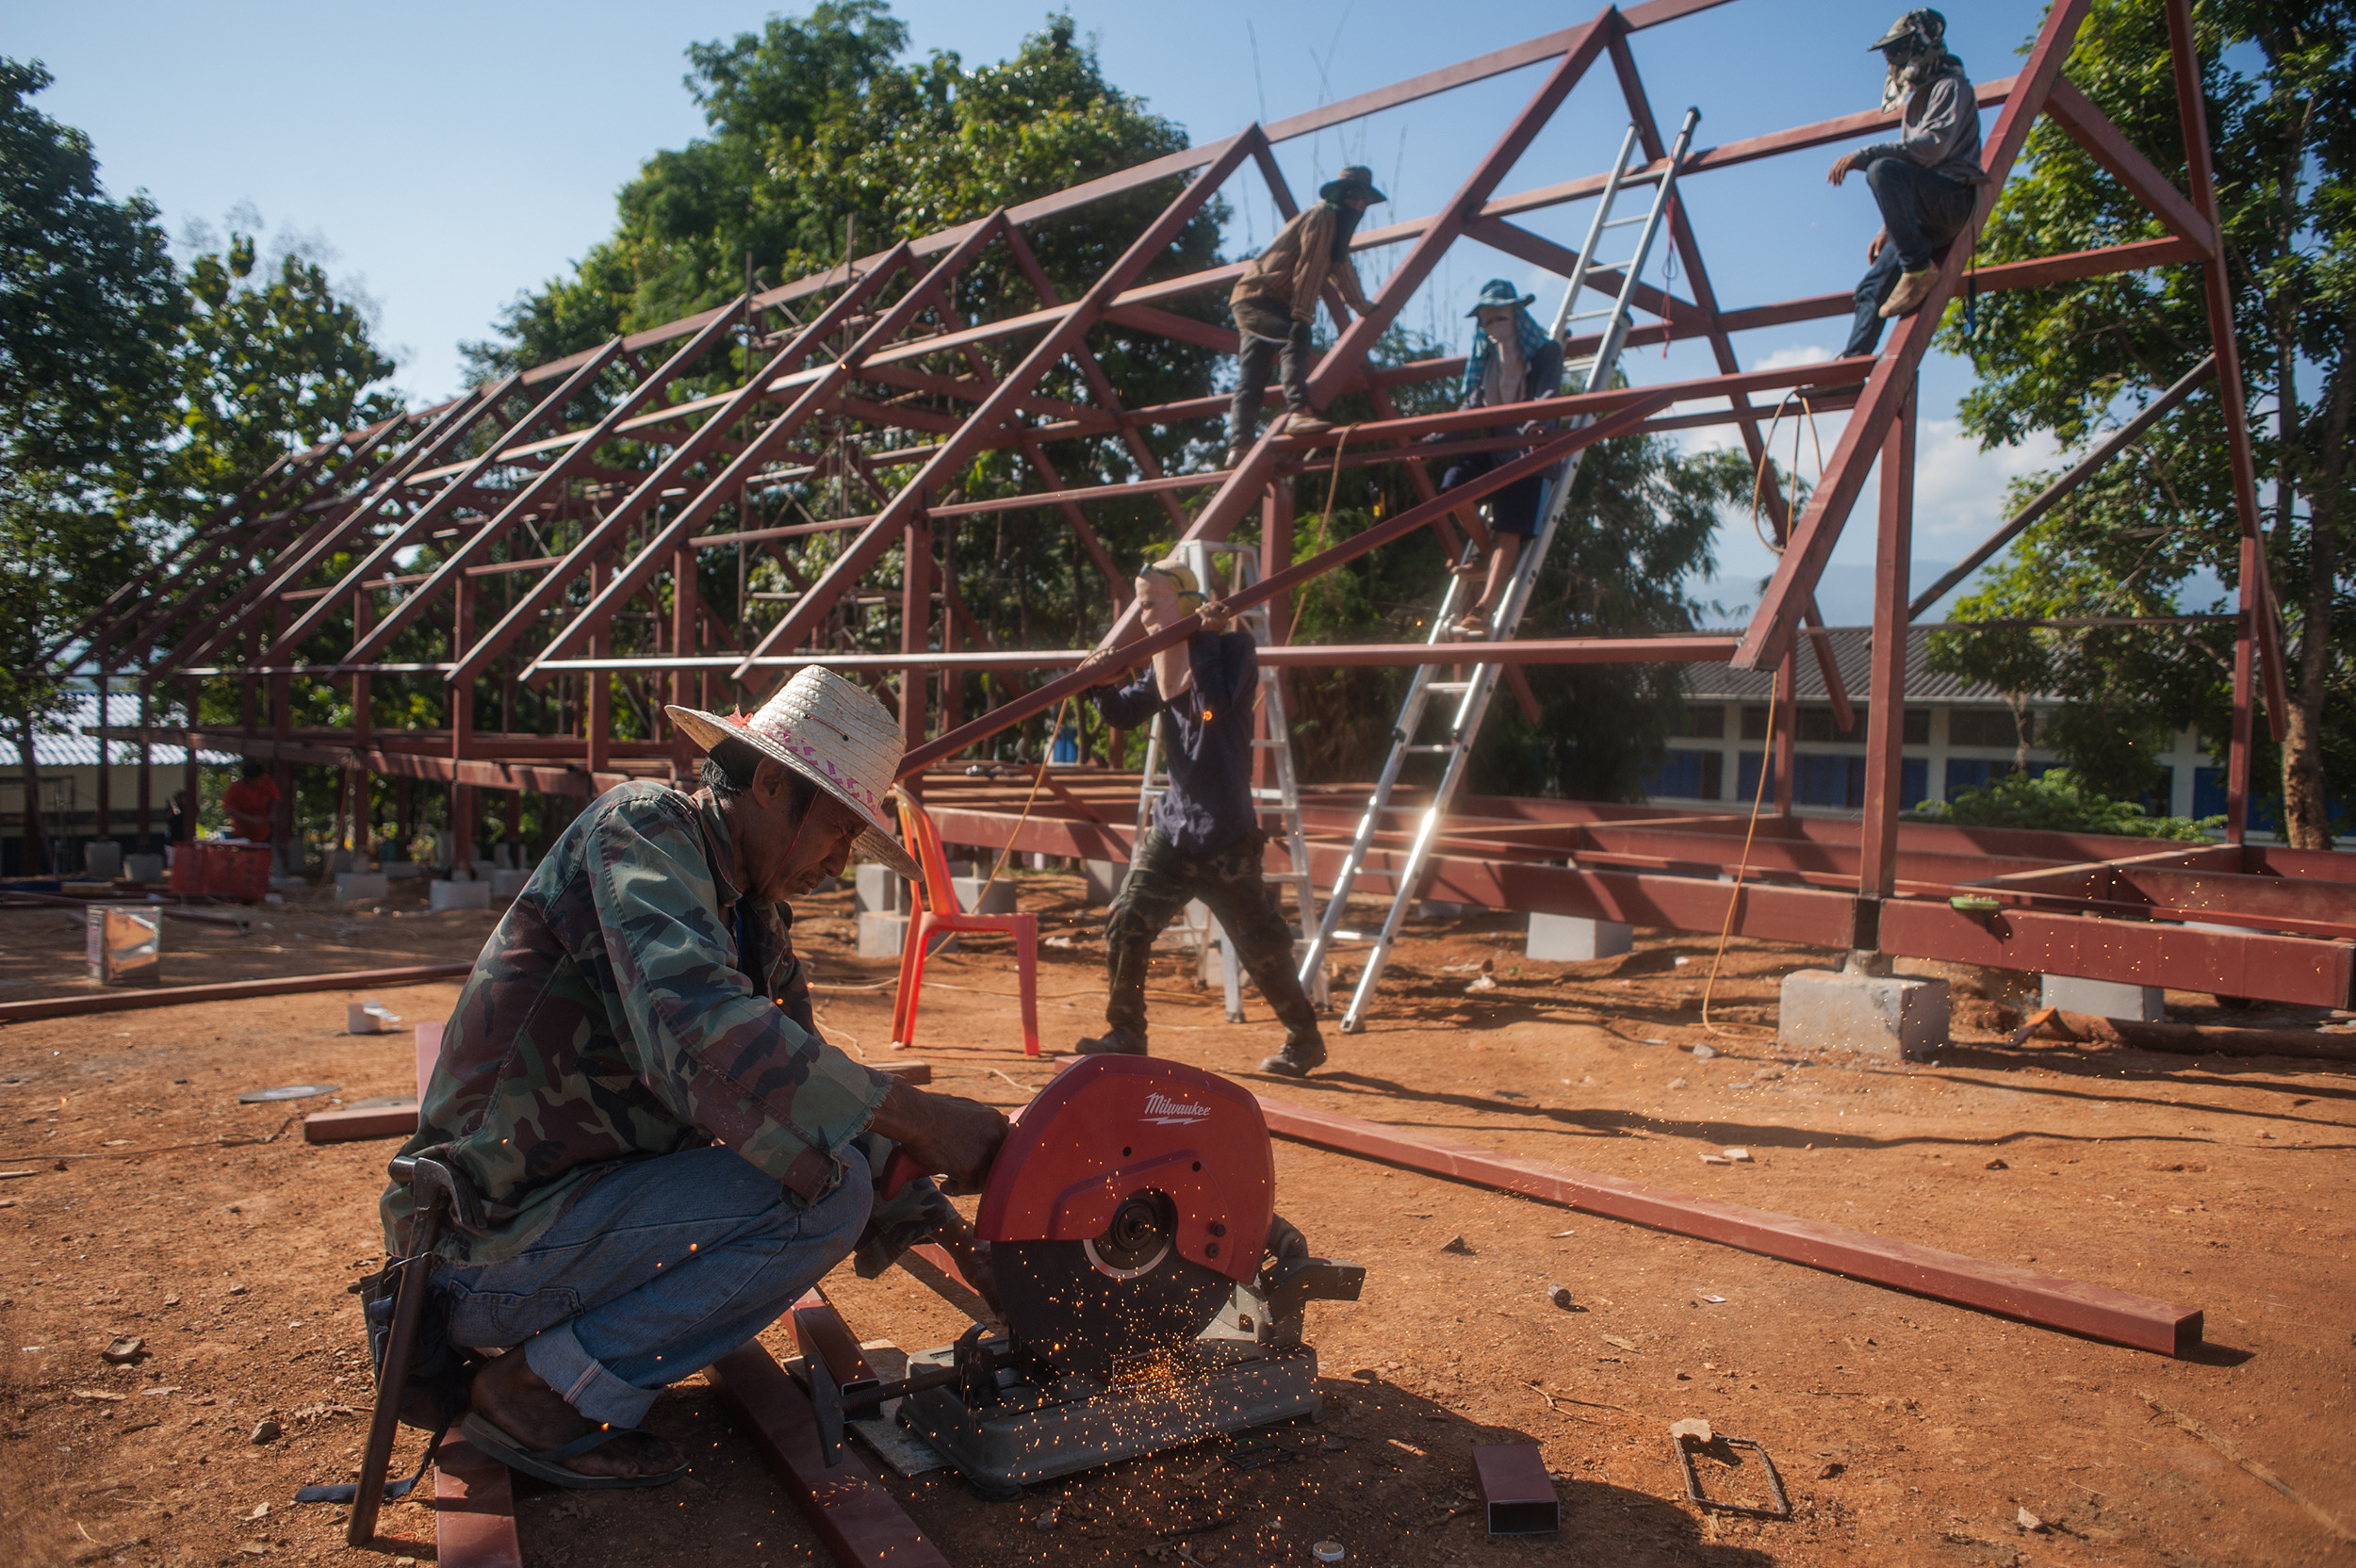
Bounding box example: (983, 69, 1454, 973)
(1221, 440, 1251, 469)
(1073, 1026, 1149, 1056)
(1282, 410, 1333, 436)
(1878, 266, 1939, 319)
(1257, 1030, 1327, 1078)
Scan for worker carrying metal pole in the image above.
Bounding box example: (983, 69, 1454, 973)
(1072, 558, 1329, 1077)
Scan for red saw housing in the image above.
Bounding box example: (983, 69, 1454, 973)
(975, 1056, 1273, 1286)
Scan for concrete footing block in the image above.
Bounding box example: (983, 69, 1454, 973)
(335, 872, 390, 902)
(1083, 859, 1128, 906)
(83, 841, 123, 879)
(430, 878, 492, 912)
(1779, 968, 1950, 1060)
(1526, 913, 1633, 961)
(124, 853, 164, 884)
(856, 862, 907, 915)
(952, 875, 1016, 915)
(2040, 973, 2164, 1021)
(858, 912, 956, 959)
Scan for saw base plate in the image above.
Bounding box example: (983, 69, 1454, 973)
(895, 1332, 1321, 1498)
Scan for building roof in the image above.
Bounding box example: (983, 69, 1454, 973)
(1682, 627, 2056, 706)
(0, 691, 237, 769)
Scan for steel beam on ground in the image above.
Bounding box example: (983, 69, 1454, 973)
(0, 965, 473, 1026)
(1252, 1096, 2203, 1357)
(432, 1433, 523, 1568)
(706, 1340, 956, 1568)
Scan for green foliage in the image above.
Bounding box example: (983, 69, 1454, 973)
(0, 57, 184, 863)
(1911, 766, 2222, 840)
(159, 220, 402, 524)
(1934, 0, 2356, 841)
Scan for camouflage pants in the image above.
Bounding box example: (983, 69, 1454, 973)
(1104, 828, 1319, 1042)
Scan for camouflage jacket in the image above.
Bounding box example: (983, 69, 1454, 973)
(380, 781, 945, 1269)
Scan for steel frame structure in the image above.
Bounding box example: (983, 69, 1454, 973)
(65, 0, 2356, 1008)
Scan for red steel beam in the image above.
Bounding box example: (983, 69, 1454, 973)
(0, 964, 472, 1026)
(730, 137, 1259, 679)
(432, 1432, 524, 1568)
(2042, 77, 2217, 253)
(706, 1340, 956, 1568)
(1253, 1096, 2203, 1357)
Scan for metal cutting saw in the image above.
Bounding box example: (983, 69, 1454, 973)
(807, 1054, 1364, 1497)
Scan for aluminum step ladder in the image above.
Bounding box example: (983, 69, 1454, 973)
(1135, 539, 1329, 1020)
(1297, 110, 1701, 1034)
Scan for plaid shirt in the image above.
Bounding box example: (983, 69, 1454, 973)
(381, 781, 941, 1268)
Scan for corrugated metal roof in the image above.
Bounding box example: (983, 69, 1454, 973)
(1683, 627, 2058, 706)
(0, 692, 238, 768)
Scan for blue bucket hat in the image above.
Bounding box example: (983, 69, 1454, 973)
(1466, 279, 1537, 317)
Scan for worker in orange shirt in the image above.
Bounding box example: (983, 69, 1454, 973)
(221, 762, 280, 843)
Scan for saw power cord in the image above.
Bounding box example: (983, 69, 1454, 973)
(973, 693, 1073, 905)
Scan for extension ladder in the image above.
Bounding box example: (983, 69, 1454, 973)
(1135, 539, 1329, 1020)
(1297, 110, 1702, 1034)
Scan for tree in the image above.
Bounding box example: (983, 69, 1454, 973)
(1934, 0, 2356, 845)
(0, 58, 182, 873)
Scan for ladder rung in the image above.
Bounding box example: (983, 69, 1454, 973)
(1602, 215, 1647, 227)
(1566, 309, 1615, 321)
(1402, 744, 1452, 755)
(1424, 680, 1472, 693)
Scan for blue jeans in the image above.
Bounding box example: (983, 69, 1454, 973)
(439, 1145, 871, 1429)
(1842, 158, 1976, 357)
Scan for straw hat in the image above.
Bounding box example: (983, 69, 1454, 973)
(666, 667, 918, 880)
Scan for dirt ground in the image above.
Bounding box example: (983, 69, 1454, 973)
(2, 871, 2352, 1568)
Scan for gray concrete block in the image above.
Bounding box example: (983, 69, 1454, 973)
(859, 911, 956, 959)
(2040, 973, 2164, 1021)
(123, 853, 164, 884)
(1526, 913, 1633, 961)
(951, 875, 1017, 915)
(430, 878, 492, 912)
(82, 841, 123, 879)
(856, 862, 907, 915)
(335, 872, 390, 902)
(1083, 858, 1128, 906)
(1778, 968, 1950, 1060)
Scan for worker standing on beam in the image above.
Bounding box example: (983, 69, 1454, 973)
(1222, 166, 1386, 466)
(1437, 281, 1565, 639)
(376, 668, 1006, 1489)
(1827, 8, 1983, 352)
(1072, 558, 1329, 1077)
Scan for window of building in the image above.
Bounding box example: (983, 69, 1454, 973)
(1948, 709, 2031, 749)
(1673, 704, 1726, 740)
(1644, 749, 1724, 800)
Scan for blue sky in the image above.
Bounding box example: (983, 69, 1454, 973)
(18, 0, 2096, 622)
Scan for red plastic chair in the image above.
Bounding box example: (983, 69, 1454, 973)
(890, 789, 1041, 1056)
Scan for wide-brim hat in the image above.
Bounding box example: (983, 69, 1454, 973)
(1318, 164, 1386, 204)
(1871, 8, 1943, 50)
(666, 666, 919, 881)
(1468, 278, 1537, 317)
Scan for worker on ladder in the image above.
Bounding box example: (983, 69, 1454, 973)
(1222, 166, 1386, 466)
(1436, 280, 1565, 638)
(1073, 558, 1329, 1077)
(1828, 8, 1983, 352)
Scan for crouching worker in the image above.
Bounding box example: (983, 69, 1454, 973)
(377, 667, 1006, 1488)
(1828, 8, 1984, 353)
(1072, 558, 1328, 1078)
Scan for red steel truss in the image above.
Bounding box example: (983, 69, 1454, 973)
(74, 0, 2351, 1008)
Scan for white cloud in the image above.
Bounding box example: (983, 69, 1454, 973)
(1911, 416, 2062, 543)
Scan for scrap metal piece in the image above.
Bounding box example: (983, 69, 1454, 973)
(1675, 1431, 1792, 1521)
(1473, 1443, 1560, 1534)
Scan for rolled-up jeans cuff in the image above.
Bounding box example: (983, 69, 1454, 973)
(524, 1321, 656, 1429)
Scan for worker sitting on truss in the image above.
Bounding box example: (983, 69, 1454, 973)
(1222, 165, 1386, 466)
(1073, 559, 1329, 1077)
(1436, 280, 1566, 639)
(1828, 8, 1984, 351)
(375, 668, 1006, 1489)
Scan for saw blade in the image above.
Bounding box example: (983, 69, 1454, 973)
(995, 1192, 1234, 1380)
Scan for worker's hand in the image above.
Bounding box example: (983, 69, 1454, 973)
(1075, 645, 1133, 689)
(1197, 599, 1236, 633)
(1826, 152, 1861, 186)
(872, 1082, 1007, 1195)
(1287, 318, 1314, 348)
(929, 1210, 1003, 1315)
(1867, 229, 1888, 263)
